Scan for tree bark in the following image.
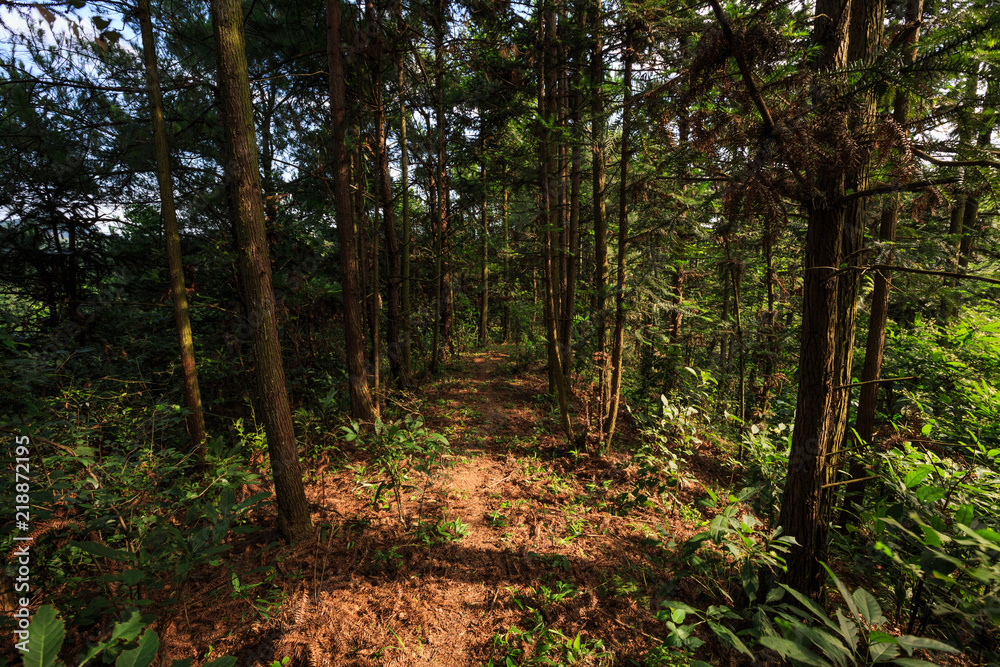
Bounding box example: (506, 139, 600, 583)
(841, 0, 922, 524)
(590, 0, 609, 441)
(328, 0, 378, 423)
(478, 149, 489, 348)
(138, 0, 207, 459)
(539, 0, 575, 443)
(604, 20, 633, 447)
(399, 58, 412, 377)
(779, 0, 882, 596)
(212, 0, 312, 540)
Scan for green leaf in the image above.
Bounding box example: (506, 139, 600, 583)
(741, 560, 758, 602)
(115, 630, 159, 667)
(892, 659, 943, 667)
(778, 584, 841, 636)
(759, 636, 828, 666)
(201, 658, 237, 667)
(835, 610, 858, 653)
(24, 606, 65, 667)
(92, 16, 110, 30)
(167, 661, 193, 667)
(706, 620, 753, 657)
(915, 486, 946, 503)
(903, 466, 932, 489)
(954, 504, 973, 526)
(821, 563, 861, 624)
(111, 611, 146, 642)
(76, 541, 135, 563)
(852, 588, 886, 625)
(895, 635, 958, 656)
(869, 640, 900, 662)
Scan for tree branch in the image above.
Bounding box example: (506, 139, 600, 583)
(843, 177, 958, 202)
(912, 147, 1000, 169)
(706, 0, 775, 134)
(870, 265, 1000, 286)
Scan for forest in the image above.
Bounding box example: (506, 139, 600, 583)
(1, 0, 999, 664)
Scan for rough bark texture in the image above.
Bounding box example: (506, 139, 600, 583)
(138, 0, 206, 459)
(212, 0, 312, 541)
(327, 0, 377, 423)
(779, 0, 882, 595)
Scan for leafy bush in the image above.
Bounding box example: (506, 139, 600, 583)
(342, 415, 450, 525)
(16, 605, 234, 667)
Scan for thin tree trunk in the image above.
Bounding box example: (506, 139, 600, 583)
(841, 0, 923, 524)
(327, 0, 377, 423)
(138, 0, 206, 459)
(375, 73, 410, 387)
(479, 152, 489, 348)
(431, 0, 450, 370)
(502, 184, 510, 342)
(562, 12, 582, 385)
(538, 0, 574, 443)
(399, 59, 412, 377)
(591, 0, 609, 441)
(213, 0, 312, 540)
(604, 20, 633, 447)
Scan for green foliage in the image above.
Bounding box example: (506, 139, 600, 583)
(22, 606, 234, 667)
(487, 583, 613, 666)
(752, 565, 958, 667)
(415, 516, 469, 546)
(343, 415, 450, 525)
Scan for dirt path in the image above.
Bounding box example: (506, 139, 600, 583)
(165, 348, 721, 667)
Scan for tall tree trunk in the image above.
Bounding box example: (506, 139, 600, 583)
(841, 0, 922, 524)
(138, 0, 206, 459)
(941, 72, 980, 322)
(399, 58, 412, 377)
(502, 183, 510, 342)
(431, 0, 450, 370)
(604, 20, 633, 447)
(539, 0, 574, 443)
(429, 165, 442, 374)
(478, 151, 489, 348)
(369, 138, 381, 408)
(213, 0, 312, 540)
(374, 62, 410, 388)
(779, 0, 883, 596)
(328, 0, 378, 423)
(590, 0, 609, 441)
(561, 6, 583, 384)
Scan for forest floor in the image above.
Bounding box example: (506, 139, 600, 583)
(155, 347, 745, 666)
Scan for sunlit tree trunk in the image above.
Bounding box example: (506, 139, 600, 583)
(327, 0, 377, 422)
(560, 5, 583, 384)
(604, 20, 633, 447)
(841, 0, 922, 523)
(212, 0, 312, 540)
(779, 0, 883, 596)
(138, 0, 206, 459)
(539, 0, 575, 443)
(590, 0, 609, 441)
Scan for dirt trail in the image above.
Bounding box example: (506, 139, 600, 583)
(162, 348, 718, 667)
